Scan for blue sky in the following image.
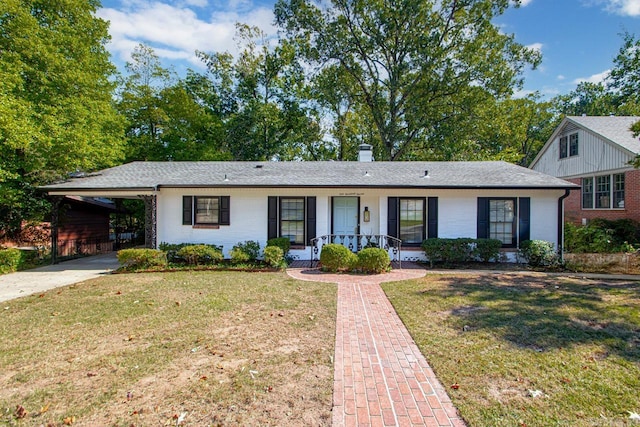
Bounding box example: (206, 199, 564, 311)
(99, 0, 640, 98)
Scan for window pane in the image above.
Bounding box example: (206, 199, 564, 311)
(195, 197, 219, 224)
(582, 177, 593, 209)
(613, 173, 625, 208)
(569, 133, 579, 156)
(281, 198, 304, 244)
(400, 198, 424, 244)
(489, 199, 515, 245)
(595, 175, 610, 208)
(559, 136, 568, 159)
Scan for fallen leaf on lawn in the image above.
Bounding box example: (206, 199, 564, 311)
(451, 383, 460, 390)
(175, 301, 181, 306)
(14, 405, 27, 419)
(116, 291, 122, 295)
(199, 375, 207, 381)
(528, 389, 544, 398)
(177, 412, 187, 424)
(63, 416, 76, 425)
(40, 403, 50, 414)
(39, 294, 45, 298)
(125, 335, 135, 341)
(561, 377, 571, 384)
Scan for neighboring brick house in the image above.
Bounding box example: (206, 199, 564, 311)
(530, 116, 640, 225)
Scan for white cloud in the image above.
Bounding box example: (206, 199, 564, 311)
(557, 74, 565, 80)
(594, 0, 640, 16)
(526, 42, 543, 53)
(98, 0, 276, 69)
(572, 69, 611, 84)
(510, 0, 534, 6)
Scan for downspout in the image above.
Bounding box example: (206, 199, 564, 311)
(557, 189, 571, 261)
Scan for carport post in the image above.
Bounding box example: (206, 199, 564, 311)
(50, 196, 63, 264)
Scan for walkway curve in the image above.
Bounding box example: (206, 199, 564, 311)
(287, 265, 467, 427)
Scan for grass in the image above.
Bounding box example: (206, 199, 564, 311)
(383, 273, 640, 427)
(0, 271, 336, 426)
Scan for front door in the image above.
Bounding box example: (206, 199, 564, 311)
(333, 197, 359, 237)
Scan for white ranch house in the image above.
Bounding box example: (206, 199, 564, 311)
(43, 146, 577, 262)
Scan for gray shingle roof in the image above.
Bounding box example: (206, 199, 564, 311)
(567, 115, 640, 154)
(41, 161, 577, 192)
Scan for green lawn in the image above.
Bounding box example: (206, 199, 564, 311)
(0, 271, 336, 426)
(383, 273, 640, 427)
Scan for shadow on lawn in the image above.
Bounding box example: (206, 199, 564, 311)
(427, 274, 640, 361)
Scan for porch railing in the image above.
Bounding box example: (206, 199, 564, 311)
(309, 234, 402, 268)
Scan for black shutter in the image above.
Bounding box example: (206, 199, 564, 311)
(306, 196, 316, 246)
(477, 197, 489, 239)
(427, 197, 438, 239)
(387, 197, 398, 238)
(268, 196, 278, 240)
(219, 196, 230, 225)
(519, 197, 530, 244)
(182, 196, 193, 225)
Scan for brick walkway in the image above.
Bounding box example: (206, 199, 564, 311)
(287, 265, 466, 427)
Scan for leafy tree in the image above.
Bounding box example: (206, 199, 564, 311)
(275, 0, 541, 160)
(117, 44, 173, 161)
(552, 82, 620, 116)
(0, 0, 125, 237)
(609, 32, 640, 106)
(197, 24, 322, 160)
(117, 44, 228, 162)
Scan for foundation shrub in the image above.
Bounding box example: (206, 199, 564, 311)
(266, 237, 291, 256)
(117, 249, 167, 270)
(475, 239, 503, 262)
(320, 244, 357, 272)
(159, 242, 223, 263)
(519, 240, 561, 267)
(421, 238, 475, 267)
(0, 248, 23, 274)
(356, 248, 390, 273)
(565, 219, 639, 253)
(230, 240, 261, 263)
(263, 246, 285, 268)
(176, 244, 223, 265)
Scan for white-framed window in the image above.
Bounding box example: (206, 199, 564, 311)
(581, 173, 625, 209)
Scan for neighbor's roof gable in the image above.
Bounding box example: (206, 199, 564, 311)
(530, 115, 640, 169)
(42, 160, 576, 193)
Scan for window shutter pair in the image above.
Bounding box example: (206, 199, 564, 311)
(476, 197, 530, 243)
(387, 197, 438, 240)
(268, 196, 316, 245)
(182, 196, 230, 225)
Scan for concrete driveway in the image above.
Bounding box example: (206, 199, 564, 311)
(0, 252, 119, 303)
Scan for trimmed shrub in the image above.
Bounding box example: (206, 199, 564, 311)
(357, 248, 390, 274)
(519, 240, 561, 267)
(231, 240, 261, 263)
(159, 242, 223, 263)
(176, 244, 223, 266)
(266, 237, 291, 255)
(320, 244, 357, 272)
(263, 246, 285, 268)
(475, 239, 503, 262)
(421, 238, 475, 267)
(117, 249, 167, 270)
(0, 248, 23, 274)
